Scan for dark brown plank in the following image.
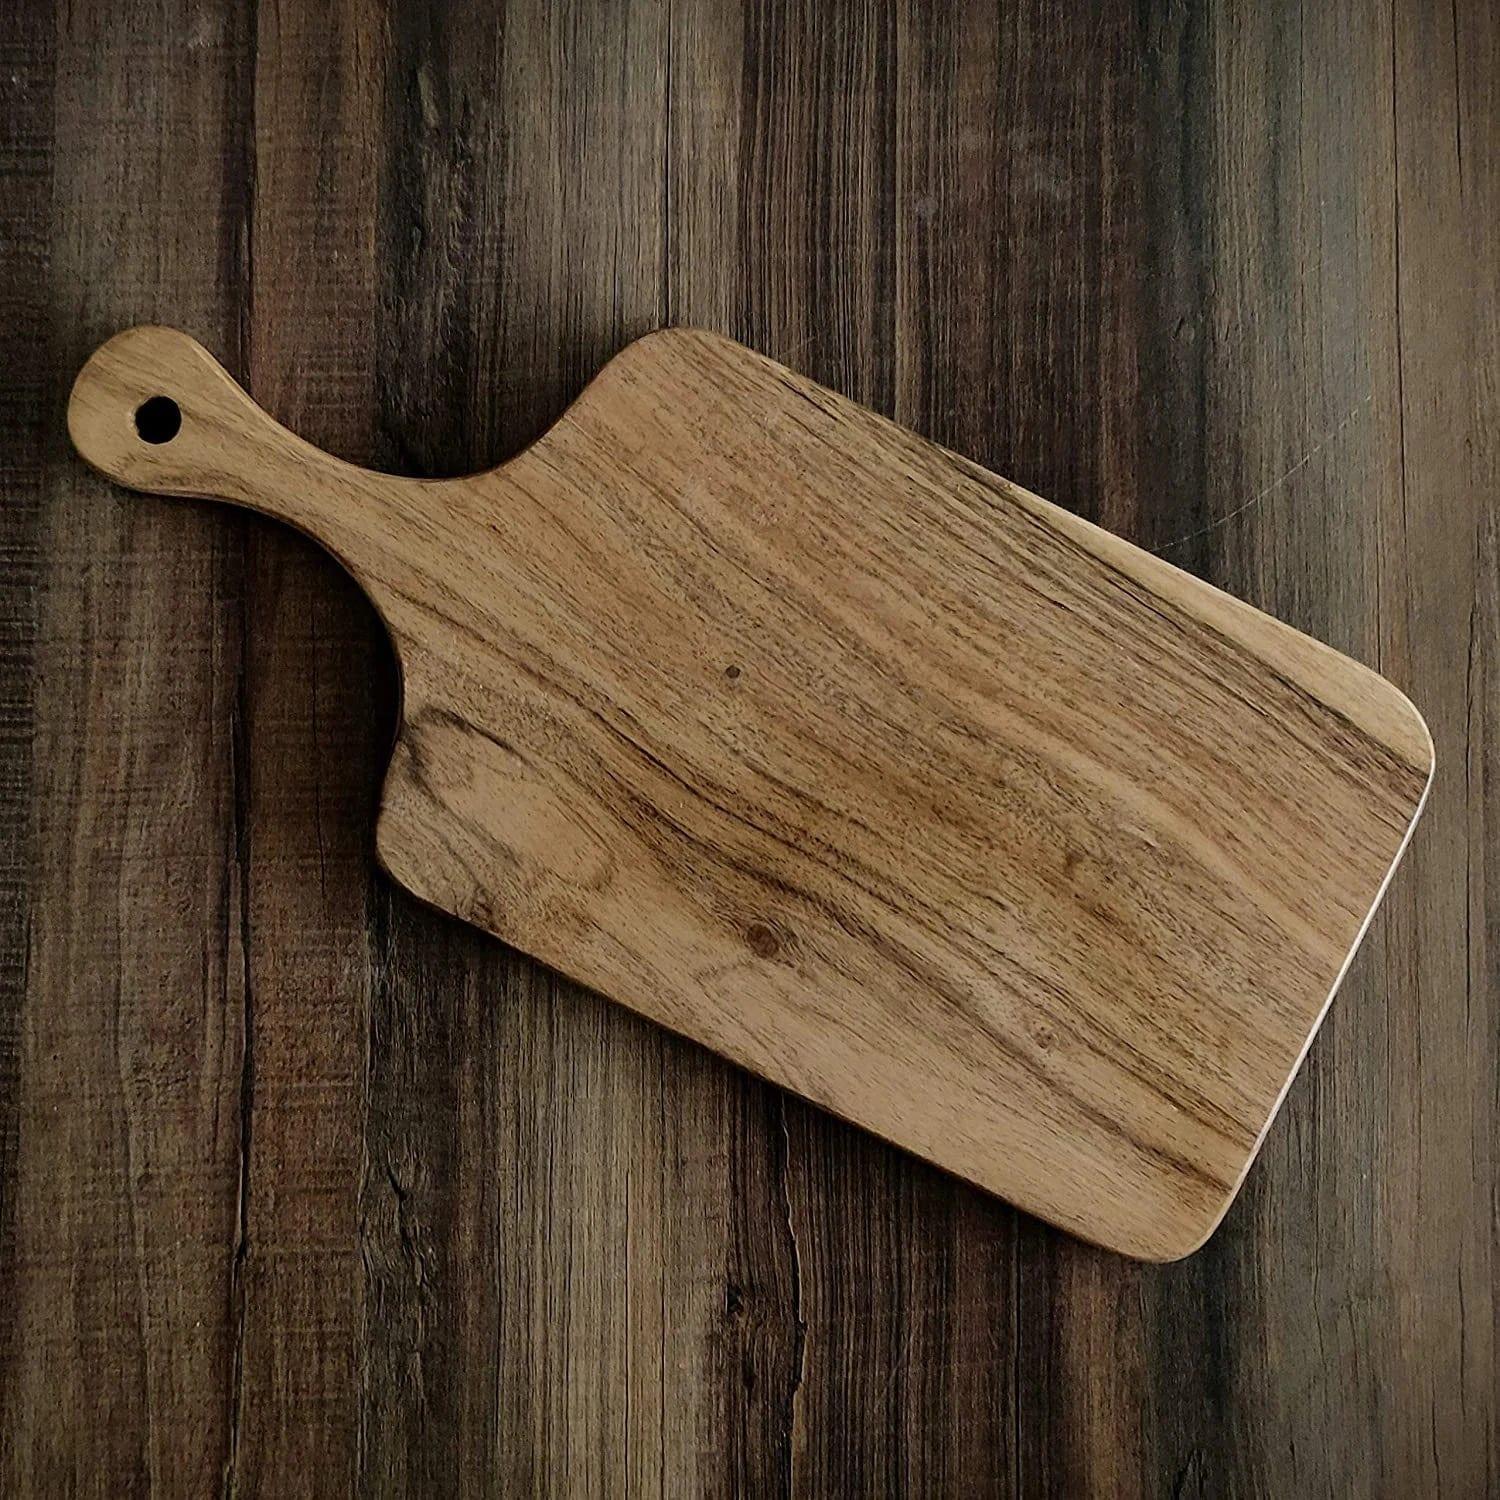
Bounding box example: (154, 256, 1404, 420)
(668, 8, 813, 1495)
(360, 3, 789, 1495)
(1376, 0, 1497, 1486)
(0, 0, 54, 1481)
(0, 0, 253, 1491)
(1143, 1, 1495, 1493)
(226, 0, 388, 1490)
(739, 2, 1028, 1493)
(1128, 2, 1400, 1492)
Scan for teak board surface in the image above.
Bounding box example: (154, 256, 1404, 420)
(68, 324, 1432, 1260)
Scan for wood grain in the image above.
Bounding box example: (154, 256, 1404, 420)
(228, 0, 385, 1490)
(3, 0, 1496, 1492)
(68, 317, 1431, 1262)
(2, 1, 253, 1492)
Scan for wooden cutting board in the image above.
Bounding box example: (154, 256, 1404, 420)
(68, 325, 1432, 1260)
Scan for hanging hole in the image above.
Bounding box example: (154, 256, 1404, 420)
(134, 396, 181, 444)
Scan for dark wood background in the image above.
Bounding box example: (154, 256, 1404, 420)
(1, 0, 1495, 1493)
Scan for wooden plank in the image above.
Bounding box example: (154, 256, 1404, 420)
(0, 1, 252, 1492)
(360, 6, 516, 1487)
(1134, 3, 1401, 1491)
(0, 1, 55, 1483)
(983, 1, 1166, 1489)
(768, 3, 1028, 1493)
(666, 7, 812, 1494)
(1130, 0, 1498, 1493)
(357, 3, 762, 1493)
(1377, 0, 1497, 1486)
(360, 8, 524, 1484)
(223, 0, 387, 1490)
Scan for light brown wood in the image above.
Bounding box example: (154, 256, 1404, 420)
(67, 323, 1432, 1261)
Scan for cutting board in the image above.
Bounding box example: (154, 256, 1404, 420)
(68, 325, 1432, 1260)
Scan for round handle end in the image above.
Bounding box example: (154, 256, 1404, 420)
(68, 326, 260, 498)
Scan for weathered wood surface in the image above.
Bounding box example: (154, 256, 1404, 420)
(1, 0, 1495, 1493)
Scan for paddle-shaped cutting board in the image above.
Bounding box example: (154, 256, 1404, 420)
(68, 326, 1431, 1259)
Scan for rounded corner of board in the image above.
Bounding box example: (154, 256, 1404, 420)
(1391, 684, 1437, 788)
(1095, 1191, 1238, 1264)
(1328, 653, 1436, 798)
(1149, 1206, 1234, 1263)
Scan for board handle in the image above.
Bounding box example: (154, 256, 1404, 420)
(67, 326, 354, 533)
